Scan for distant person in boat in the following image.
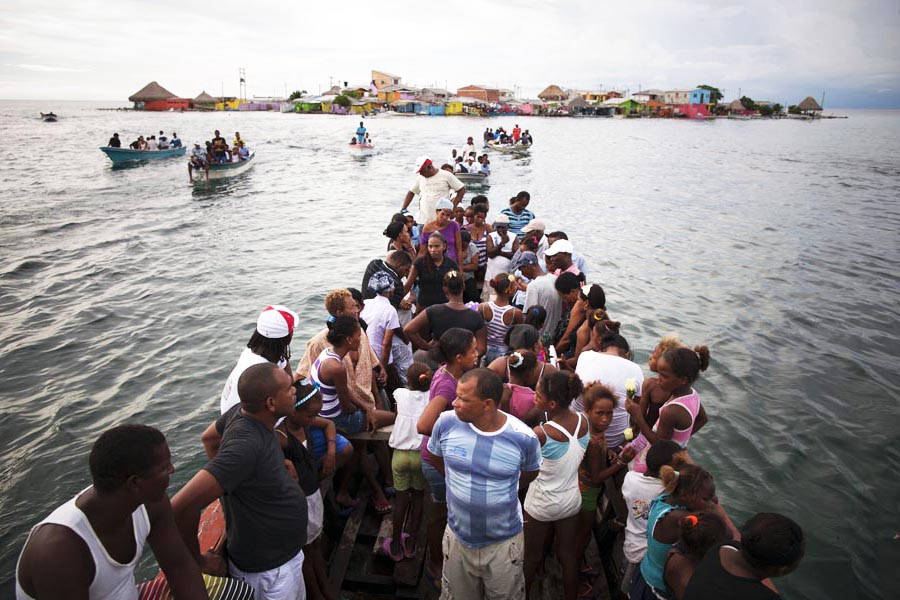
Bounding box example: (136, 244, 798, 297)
(450, 148, 458, 163)
(356, 121, 366, 144)
(365, 133, 372, 145)
(513, 124, 521, 142)
(350, 137, 357, 145)
(157, 131, 169, 150)
(462, 136, 476, 157)
(211, 130, 229, 163)
(464, 155, 479, 173)
(522, 130, 533, 145)
(188, 142, 210, 183)
(15, 424, 208, 600)
(129, 136, 141, 150)
(170, 132, 182, 148)
(479, 154, 491, 175)
(237, 142, 250, 161)
(173, 362, 309, 599)
(483, 127, 493, 146)
(427, 368, 541, 599)
(146, 135, 159, 151)
(220, 305, 297, 414)
(401, 156, 466, 224)
(233, 131, 244, 147)
(107, 132, 121, 148)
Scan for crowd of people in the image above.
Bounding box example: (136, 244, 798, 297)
(188, 130, 251, 182)
(484, 125, 533, 146)
(107, 130, 182, 150)
(14, 155, 806, 600)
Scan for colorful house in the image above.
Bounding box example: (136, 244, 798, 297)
(689, 88, 713, 105)
(293, 99, 322, 113)
(144, 98, 192, 111)
(371, 70, 402, 89)
(377, 85, 418, 103)
(456, 85, 500, 103)
(445, 100, 464, 115)
(214, 98, 242, 111)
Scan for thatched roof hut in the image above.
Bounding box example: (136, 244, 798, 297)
(567, 95, 589, 108)
(538, 84, 567, 102)
(797, 96, 822, 112)
(128, 81, 177, 102)
(726, 99, 748, 112)
(194, 90, 217, 105)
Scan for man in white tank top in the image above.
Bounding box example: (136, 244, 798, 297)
(15, 425, 207, 600)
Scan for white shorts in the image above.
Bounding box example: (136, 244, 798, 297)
(229, 548, 306, 600)
(306, 489, 324, 544)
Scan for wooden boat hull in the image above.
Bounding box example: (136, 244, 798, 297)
(41, 114, 58, 122)
(456, 172, 490, 186)
(348, 144, 374, 157)
(100, 146, 186, 164)
(191, 152, 255, 182)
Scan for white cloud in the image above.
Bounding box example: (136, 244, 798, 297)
(0, 0, 897, 106)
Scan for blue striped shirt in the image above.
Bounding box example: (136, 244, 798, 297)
(428, 411, 541, 547)
(500, 207, 535, 238)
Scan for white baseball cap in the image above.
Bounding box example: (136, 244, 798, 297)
(544, 239, 574, 256)
(256, 305, 299, 339)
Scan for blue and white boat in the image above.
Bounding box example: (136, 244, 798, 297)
(190, 152, 256, 182)
(100, 146, 187, 165)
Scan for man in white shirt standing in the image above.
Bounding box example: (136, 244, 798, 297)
(461, 136, 476, 158)
(401, 156, 466, 224)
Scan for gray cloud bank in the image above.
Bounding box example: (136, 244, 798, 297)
(1, 0, 897, 108)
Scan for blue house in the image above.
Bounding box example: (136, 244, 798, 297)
(690, 88, 713, 104)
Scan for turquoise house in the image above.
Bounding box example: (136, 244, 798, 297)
(690, 88, 713, 104)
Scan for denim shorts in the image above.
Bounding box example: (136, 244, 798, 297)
(421, 459, 446, 504)
(332, 409, 366, 435)
(307, 428, 351, 464)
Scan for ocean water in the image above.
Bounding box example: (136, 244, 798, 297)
(0, 100, 898, 598)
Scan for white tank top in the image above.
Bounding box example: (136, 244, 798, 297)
(16, 488, 150, 600)
(523, 413, 588, 521)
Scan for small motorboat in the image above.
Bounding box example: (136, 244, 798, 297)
(190, 152, 256, 182)
(455, 172, 491, 187)
(486, 140, 530, 154)
(40, 112, 58, 122)
(348, 143, 375, 157)
(100, 145, 187, 165)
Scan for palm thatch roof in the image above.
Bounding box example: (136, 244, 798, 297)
(194, 90, 217, 104)
(538, 84, 567, 102)
(567, 95, 589, 108)
(128, 81, 177, 102)
(726, 99, 748, 112)
(797, 96, 822, 111)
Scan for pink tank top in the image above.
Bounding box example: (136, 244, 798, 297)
(505, 362, 545, 421)
(632, 388, 700, 473)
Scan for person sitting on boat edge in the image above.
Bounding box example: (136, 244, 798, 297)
(170, 132, 182, 148)
(157, 131, 169, 150)
(107, 132, 121, 148)
(188, 142, 210, 183)
(15, 425, 208, 600)
(147, 135, 159, 151)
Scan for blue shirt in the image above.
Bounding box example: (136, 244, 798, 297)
(428, 411, 541, 547)
(500, 207, 535, 238)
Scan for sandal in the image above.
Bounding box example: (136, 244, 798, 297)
(400, 533, 414, 559)
(371, 498, 392, 515)
(381, 537, 404, 562)
(577, 580, 594, 599)
(424, 566, 442, 592)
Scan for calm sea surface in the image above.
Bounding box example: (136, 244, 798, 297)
(0, 100, 898, 598)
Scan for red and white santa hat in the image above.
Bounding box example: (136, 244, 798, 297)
(256, 305, 299, 339)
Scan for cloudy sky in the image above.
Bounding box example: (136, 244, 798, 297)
(1, 0, 898, 107)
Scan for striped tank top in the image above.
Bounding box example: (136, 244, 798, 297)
(467, 226, 488, 268)
(485, 302, 515, 347)
(311, 348, 343, 419)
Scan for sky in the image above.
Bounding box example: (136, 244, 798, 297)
(1, 0, 898, 108)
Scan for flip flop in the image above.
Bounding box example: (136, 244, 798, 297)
(400, 533, 414, 558)
(381, 537, 404, 562)
(577, 580, 594, 599)
(371, 498, 392, 515)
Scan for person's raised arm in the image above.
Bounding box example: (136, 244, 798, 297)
(146, 496, 209, 599)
